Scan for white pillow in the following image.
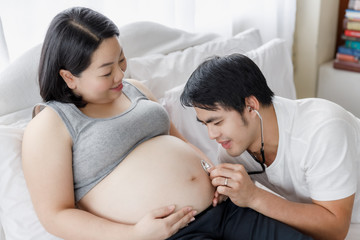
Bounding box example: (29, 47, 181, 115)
(245, 38, 296, 99)
(161, 85, 219, 164)
(119, 21, 219, 59)
(0, 113, 61, 240)
(161, 38, 295, 164)
(127, 28, 263, 99)
(0, 44, 42, 117)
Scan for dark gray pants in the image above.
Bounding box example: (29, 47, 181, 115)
(167, 200, 312, 240)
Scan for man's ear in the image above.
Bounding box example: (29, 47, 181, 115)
(59, 69, 77, 89)
(245, 96, 260, 111)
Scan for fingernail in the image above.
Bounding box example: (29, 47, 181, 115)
(190, 217, 195, 222)
(168, 205, 175, 211)
(192, 210, 197, 216)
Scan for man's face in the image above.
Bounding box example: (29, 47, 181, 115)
(195, 105, 258, 157)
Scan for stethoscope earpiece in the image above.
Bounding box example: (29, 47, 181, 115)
(247, 106, 264, 153)
(246, 105, 266, 175)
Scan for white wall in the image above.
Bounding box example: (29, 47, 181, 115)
(293, 0, 340, 98)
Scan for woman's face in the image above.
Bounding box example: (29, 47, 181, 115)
(71, 36, 127, 104)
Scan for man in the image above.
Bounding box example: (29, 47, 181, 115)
(180, 53, 360, 240)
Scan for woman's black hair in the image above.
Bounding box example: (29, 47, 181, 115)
(38, 7, 120, 107)
(180, 53, 274, 114)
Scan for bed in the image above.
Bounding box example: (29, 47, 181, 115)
(0, 21, 358, 239)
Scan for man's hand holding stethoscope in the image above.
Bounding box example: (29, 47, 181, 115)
(206, 108, 267, 207)
(208, 163, 258, 208)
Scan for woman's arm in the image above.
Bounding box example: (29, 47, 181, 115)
(22, 107, 195, 240)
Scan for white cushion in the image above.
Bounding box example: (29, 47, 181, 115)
(161, 85, 219, 163)
(245, 38, 296, 99)
(119, 21, 219, 59)
(0, 44, 42, 117)
(162, 38, 295, 164)
(127, 28, 263, 99)
(0, 111, 61, 239)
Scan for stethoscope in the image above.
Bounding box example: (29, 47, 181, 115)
(247, 107, 266, 175)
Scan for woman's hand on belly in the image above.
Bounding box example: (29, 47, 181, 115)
(133, 205, 196, 240)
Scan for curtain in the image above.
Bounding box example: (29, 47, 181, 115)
(0, 0, 296, 63)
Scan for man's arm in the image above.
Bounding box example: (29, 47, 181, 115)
(210, 163, 354, 240)
(250, 185, 354, 240)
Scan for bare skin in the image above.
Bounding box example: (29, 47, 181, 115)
(79, 134, 215, 224)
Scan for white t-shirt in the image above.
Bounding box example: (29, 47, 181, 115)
(218, 96, 360, 223)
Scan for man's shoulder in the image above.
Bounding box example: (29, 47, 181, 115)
(275, 97, 360, 143)
(277, 97, 356, 122)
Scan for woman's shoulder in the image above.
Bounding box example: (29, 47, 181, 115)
(124, 78, 147, 93)
(24, 105, 69, 142)
(124, 78, 157, 101)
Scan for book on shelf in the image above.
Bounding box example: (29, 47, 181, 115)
(333, 59, 360, 73)
(338, 46, 360, 58)
(344, 29, 360, 37)
(348, 0, 360, 11)
(345, 40, 360, 50)
(341, 34, 360, 42)
(333, 2, 360, 73)
(336, 52, 358, 62)
(345, 9, 360, 19)
(343, 18, 360, 31)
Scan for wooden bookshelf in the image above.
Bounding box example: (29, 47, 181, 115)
(333, 0, 360, 72)
(335, 0, 350, 56)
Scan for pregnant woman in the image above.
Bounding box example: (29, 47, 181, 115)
(22, 7, 311, 240)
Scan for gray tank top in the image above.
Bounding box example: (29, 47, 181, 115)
(43, 81, 170, 202)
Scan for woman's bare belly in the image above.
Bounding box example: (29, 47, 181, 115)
(78, 135, 215, 224)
